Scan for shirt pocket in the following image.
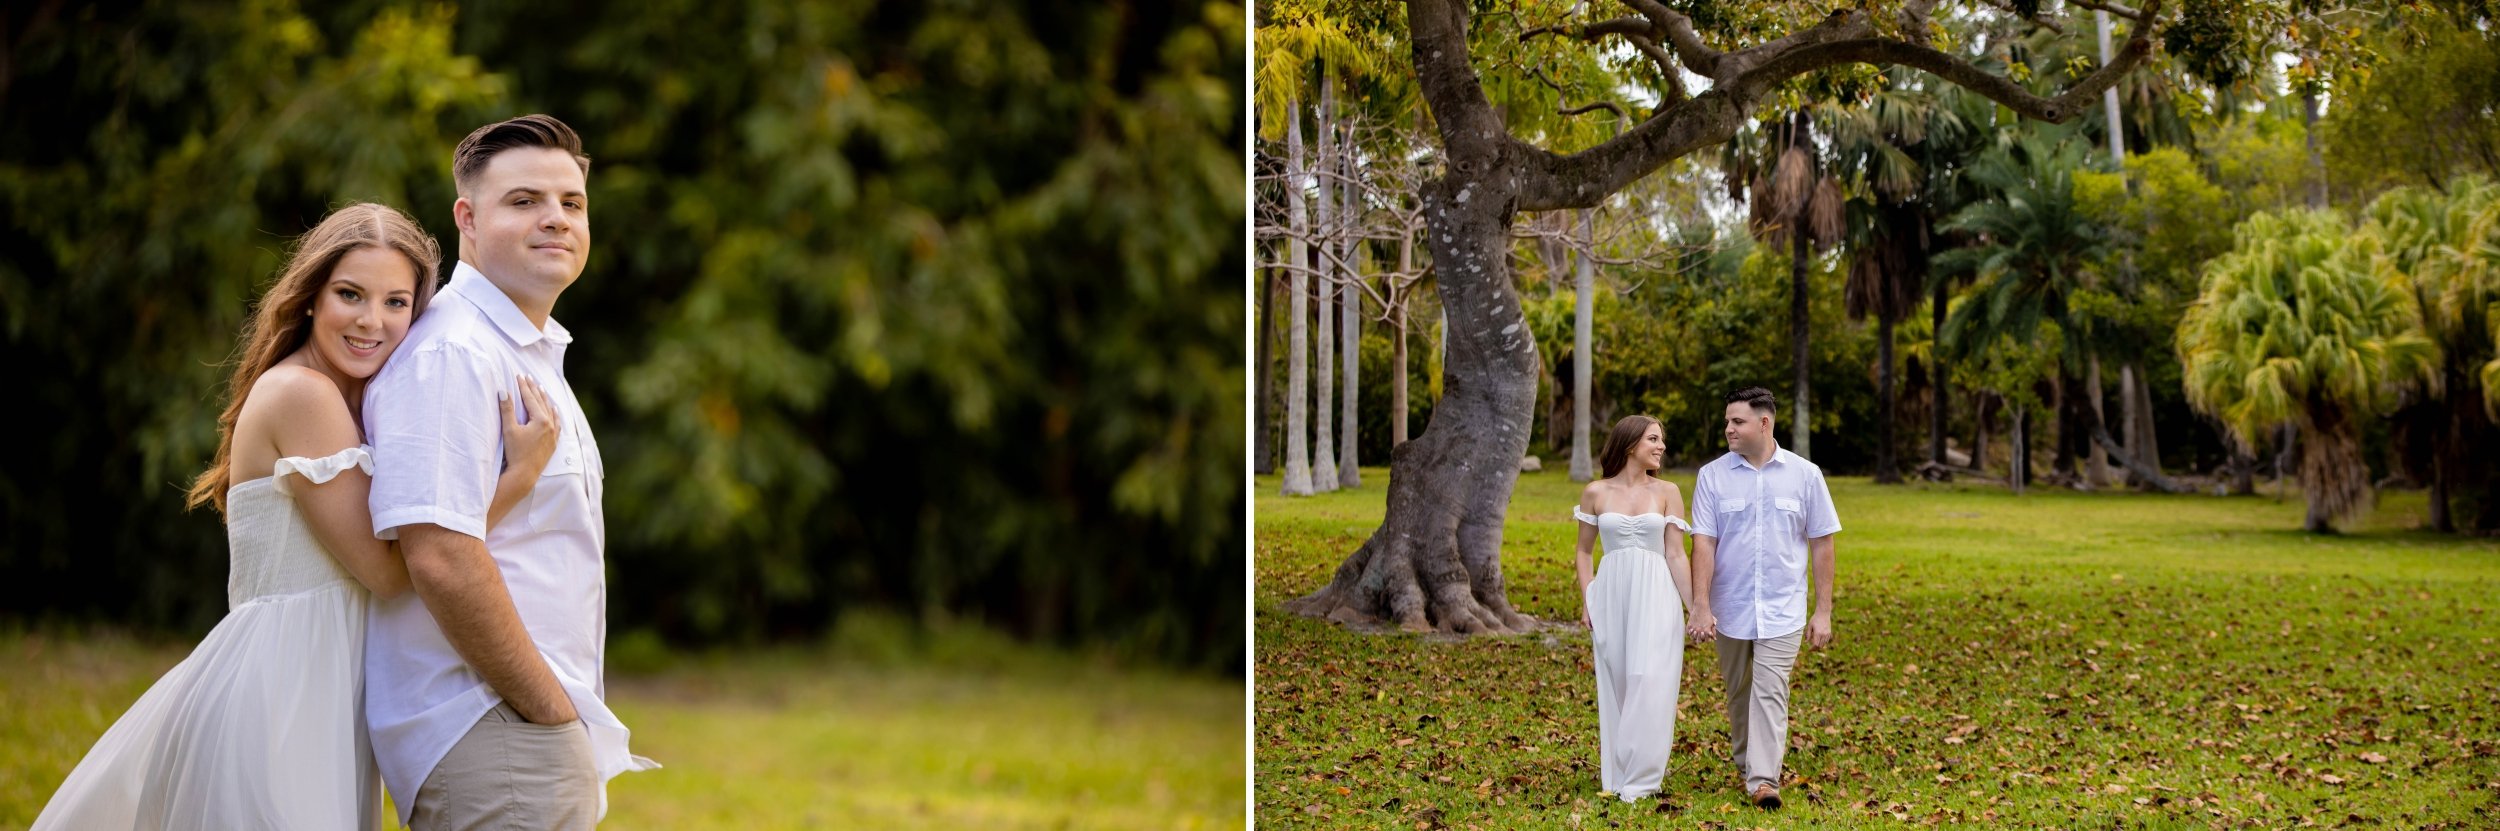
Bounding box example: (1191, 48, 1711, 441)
(523, 431, 595, 534)
(1773, 496, 1804, 535)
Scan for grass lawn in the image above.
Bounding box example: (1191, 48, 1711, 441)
(0, 627, 1244, 830)
(1256, 466, 2500, 829)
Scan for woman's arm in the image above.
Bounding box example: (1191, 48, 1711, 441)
(247, 368, 411, 599)
(1661, 482, 1696, 613)
(1575, 485, 1601, 630)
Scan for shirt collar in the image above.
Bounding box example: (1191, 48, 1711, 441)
(1729, 447, 1788, 471)
(445, 261, 571, 346)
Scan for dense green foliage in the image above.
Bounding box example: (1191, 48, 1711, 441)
(1255, 467, 2500, 828)
(0, 1, 1245, 671)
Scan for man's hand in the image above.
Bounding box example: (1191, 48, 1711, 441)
(1688, 608, 1717, 641)
(1807, 611, 1833, 649)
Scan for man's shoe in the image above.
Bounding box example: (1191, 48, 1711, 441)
(1749, 783, 1782, 809)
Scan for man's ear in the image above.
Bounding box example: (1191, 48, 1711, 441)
(452, 196, 475, 236)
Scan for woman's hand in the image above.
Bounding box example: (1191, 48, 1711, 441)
(500, 375, 562, 480)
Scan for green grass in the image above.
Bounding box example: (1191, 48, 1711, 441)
(0, 627, 1244, 830)
(1256, 466, 2500, 829)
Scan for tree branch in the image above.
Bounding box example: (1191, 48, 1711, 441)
(2065, 0, 2149, 22)
(1617, 0, 1725, 78)
(1409, 0, 1512, 164)
(1519, 15, 1684, 105)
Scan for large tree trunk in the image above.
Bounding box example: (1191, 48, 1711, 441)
(1874, 313, 1901, 483)
(1285, 148, 1540, 634)
(1570, 208, 1595, 482)
(1930, 284, 1949, 467)
(1790, 230, 1812, 458)
(1256, 262, 1280, 475)
(1282, 106, 1315, 496)
(2297, 405, 2367, 533)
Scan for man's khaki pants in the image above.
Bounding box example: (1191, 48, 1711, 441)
(410, 702, 598, 830)
(1715, 630, 1801, 792)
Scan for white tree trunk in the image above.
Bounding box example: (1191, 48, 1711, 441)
(1282, 105, 1315, 496)
(1340, 224, 1360, 490)
(1311, 85, 1341, 492)
(1569, 208, 1594, 481)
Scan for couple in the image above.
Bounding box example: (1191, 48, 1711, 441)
(1573, 386, 1841, 808)
(35, 114, 655, 830)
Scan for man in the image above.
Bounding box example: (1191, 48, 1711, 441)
(365, 114, 655, 830)
(1686, 386, 1839, 810)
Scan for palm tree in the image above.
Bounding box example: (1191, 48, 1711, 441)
(1818, 85, 1975, 483)
(2364, 177, 2500, 531)
(2178, 209, 2438, 532)
(1723, 110, 1844, 457)
(1934, 128, 2177, 488)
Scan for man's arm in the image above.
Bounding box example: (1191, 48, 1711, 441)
(400, 523, 578, 724)
(1806, 534, 1835, 649)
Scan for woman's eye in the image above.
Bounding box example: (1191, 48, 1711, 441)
(387, 298, 409, 309)
(339, 289, 360, 302)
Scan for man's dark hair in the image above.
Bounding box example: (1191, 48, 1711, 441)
(1727, 386, 1777, 416)
(452, 114, 590, 195)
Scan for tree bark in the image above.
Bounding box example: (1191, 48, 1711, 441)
(1392, 232, 1416, 448)
(2078, 387, 2190, 492)
(1930, 284, 1949, 467)
(1391, 301, 1411, 448)
(2010, 403, 2029, 494)
(1285, 163, 1540, 634)
(1340, 173, 1362, 489)
(2429, 379, 2457, 532)
(1256, 261, 1280, 475)
(1973, 390, 1991, 473)
(1311, 82, 1341, 493)
(1790, 229, 1812, 458)
(1874, 313, 1901, 483)
(2086, 353, 2110, 487)
(1570, 208, 1595, 482)
(1282, 105, 1315, 496)
(2129, 361, 2162, 482)
(2117, 361, 2138, 485)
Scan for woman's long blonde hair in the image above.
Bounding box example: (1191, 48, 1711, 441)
(185, 203, 441, 514)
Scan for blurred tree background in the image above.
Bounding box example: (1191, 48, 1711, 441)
(0, 0, 1246, 674)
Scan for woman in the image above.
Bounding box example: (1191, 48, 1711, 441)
(1574, 414, 1696, 802)
(34, 203, 562, 829)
